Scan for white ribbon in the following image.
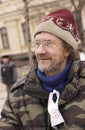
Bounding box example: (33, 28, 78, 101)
(48, 90, 64, 129)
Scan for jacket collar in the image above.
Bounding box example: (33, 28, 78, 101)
(24, 60, 81, 105)
(24, 62, 49, 99)
(59, 60, 81, 105)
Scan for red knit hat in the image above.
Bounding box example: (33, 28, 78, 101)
(34, 9, 79, 49)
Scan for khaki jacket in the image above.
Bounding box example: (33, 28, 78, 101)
(0, 59, 85, 130)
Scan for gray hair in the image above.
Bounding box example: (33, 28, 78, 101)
(62, 41, 79, 61)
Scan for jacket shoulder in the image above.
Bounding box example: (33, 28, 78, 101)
(10, 75, 27, 92)
(75, 60, 85, 75)
(78, 61, 85, 71)
(80, 60, 85, 66)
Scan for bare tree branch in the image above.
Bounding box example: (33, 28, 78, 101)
(70, 0, 84, 11)
(70, 0, 84, 43)
(81, 0, 85, 8)
(23, 0, 34, 67)
(70, 0, 77, 10)
(78, 0, 83, 10)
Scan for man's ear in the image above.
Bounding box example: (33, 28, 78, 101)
(64, 49, 70, 57)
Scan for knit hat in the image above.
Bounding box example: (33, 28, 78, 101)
(34, 9, 79, 49)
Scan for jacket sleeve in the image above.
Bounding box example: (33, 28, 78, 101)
(0, 94, 21, 130)
(79, 61, 85, 85)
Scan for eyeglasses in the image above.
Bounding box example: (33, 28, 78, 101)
(32, 40, 63, 49)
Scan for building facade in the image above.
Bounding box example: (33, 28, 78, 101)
(0, 0, 28, 61)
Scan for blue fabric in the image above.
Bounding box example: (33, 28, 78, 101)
(37, 61, 72, 94)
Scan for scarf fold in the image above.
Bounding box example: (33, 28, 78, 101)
(37, 61, 72, 94)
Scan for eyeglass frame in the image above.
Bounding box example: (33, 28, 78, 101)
(32, 40, 64, 50)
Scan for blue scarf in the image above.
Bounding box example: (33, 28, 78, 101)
(37, 61, 72, 94)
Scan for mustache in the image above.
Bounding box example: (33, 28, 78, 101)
(37, 55, 51, 60)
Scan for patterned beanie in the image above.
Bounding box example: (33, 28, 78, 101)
(34, 9, 79, 49)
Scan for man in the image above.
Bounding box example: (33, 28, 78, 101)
(1, 55, 17, 91)
(0, 9, 85, 130)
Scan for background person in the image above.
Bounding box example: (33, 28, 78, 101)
(0, 9, 85, 130)
(1, 55, 17, 91)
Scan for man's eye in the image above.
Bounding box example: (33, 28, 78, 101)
(47, 42, 52, 46)
(36, 42, 39, 45)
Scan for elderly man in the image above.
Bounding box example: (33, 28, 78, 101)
(0, 8, 85, 130)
